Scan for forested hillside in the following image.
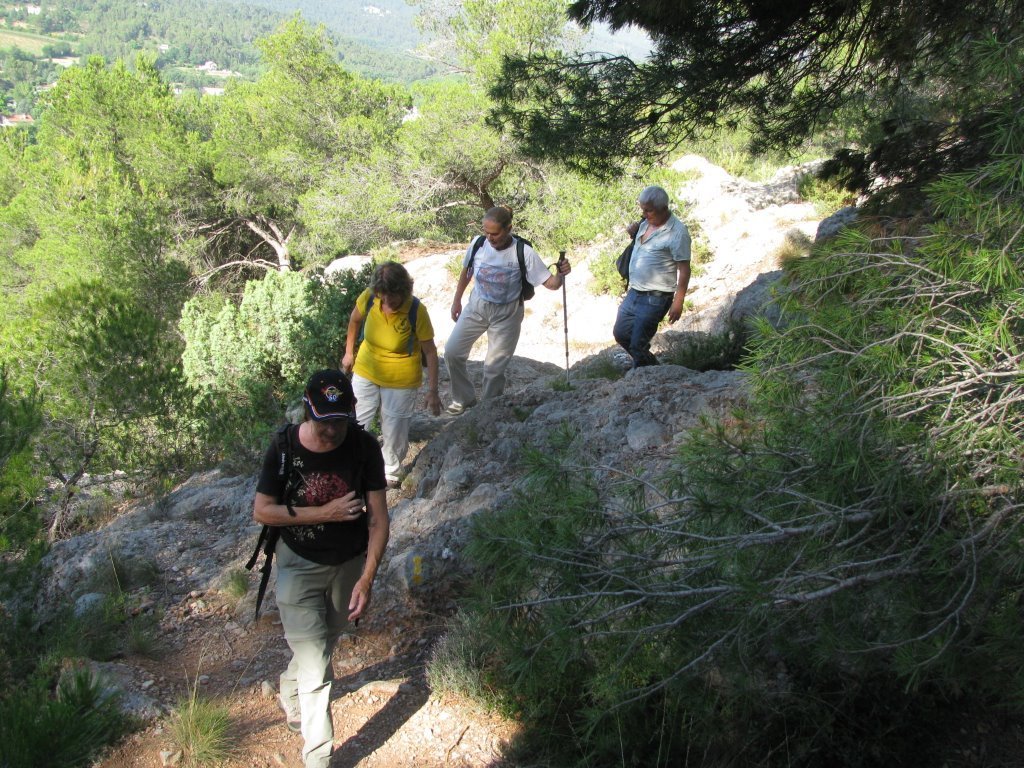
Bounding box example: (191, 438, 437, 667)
(1, 0, 1022, 765)
(0, 0, 437, 116)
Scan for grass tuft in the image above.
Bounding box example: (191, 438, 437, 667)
(223, 568, 250, 601)
(169, 688, 235, 767)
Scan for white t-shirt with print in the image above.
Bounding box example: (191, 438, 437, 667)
(463, 236, 552, 305)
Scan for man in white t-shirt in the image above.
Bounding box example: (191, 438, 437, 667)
(444, 206, 572, 414)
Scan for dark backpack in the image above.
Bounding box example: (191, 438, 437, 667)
(616, 221, 644, 283)
(468, 235, 535, 302)
(357, 294, 425, 365)
(245, 419, 368, 620)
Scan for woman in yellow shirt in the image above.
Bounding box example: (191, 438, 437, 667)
(341, 262, 442, 486)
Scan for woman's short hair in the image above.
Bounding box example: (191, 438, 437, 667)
(638, 185, 670, 211)
(370, 261, 414, 301)
(483, 206, 513, 230)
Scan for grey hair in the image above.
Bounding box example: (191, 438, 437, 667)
(638, 185, 670, 210)
(483, 206, 513, 229)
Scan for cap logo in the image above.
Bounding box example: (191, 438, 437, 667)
(322, 385, 344, 403)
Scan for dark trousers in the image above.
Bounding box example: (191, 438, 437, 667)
(613, 289, 673, 368)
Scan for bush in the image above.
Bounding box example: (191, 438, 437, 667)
(588, 244, 626, 297)
(0, 669, 128, 768)
(660, 324, 748, 371)
(179, 263, 373, 457)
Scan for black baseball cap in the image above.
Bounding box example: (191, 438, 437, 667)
(303, 370, 354, 421)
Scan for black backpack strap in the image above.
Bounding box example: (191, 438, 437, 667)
(249, 525, 280, 621)
(515, 236, 535, 302)
(467, 235, 485, 272)
(247, 423, 293, 620)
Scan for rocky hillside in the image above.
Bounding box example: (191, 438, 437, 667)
(38, 157, 837, 767)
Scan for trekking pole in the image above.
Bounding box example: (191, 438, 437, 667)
(558, 251, 569, 386)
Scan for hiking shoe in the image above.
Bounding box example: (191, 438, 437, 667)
(277, 694, 301, 734)
(445, 400, 476, 415)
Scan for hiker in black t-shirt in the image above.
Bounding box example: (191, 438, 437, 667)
(253, 370, 389, 768)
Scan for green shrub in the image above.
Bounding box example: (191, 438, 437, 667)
(427, 612, 505, 711)
(179, 263, 373, 457)
(0, 669, 129, 768)
(660, 324, 748, 371)
(588, 245, 626, 297)
(515, 165, 637, 253)
(85, 552, 161, 594)
(223, 568, 250, 600)
(576, 354, 625, 381)
(798, 172, 858, 217)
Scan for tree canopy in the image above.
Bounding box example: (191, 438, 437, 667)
(490, 0, 1024, 197)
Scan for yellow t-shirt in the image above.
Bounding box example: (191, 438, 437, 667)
(352, 289, 435, 389)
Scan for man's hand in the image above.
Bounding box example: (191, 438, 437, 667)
(450, 299, 462, 322)
(668, 297, 684, 324)
(341, 351, 354, 373)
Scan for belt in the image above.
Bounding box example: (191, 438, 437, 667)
(632, 289, 673, 297)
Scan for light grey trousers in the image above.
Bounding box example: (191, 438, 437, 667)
(276, 539, 364, 768)
(444, 293, 524, 406)
(351, 373, 418, 478)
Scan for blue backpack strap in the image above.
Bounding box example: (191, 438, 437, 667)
(357, 293, 374, 347)
(407, 297, 420, 357)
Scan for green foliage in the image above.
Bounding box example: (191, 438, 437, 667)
(491, 0, 1024, 203)
(210, 18, 412, 267)
(587, 244, 626, 296)
(170, 688, 235, 767)
(3, 55, 199, 313)
(798, 172, 858, 217)
(223, 568, 250, 600)
(514, 163, 637, 253)
(660, 325, 748, 371)
(443, 49, 1024, 764)
(0, 668, 129, 768)
(0, 364, 43, 552)
(412, 0, 578, 85)
(2, 280, 185, 539)
(180, 264, 371, 457)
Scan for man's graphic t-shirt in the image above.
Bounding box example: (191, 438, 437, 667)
(256, 422, 386, 565)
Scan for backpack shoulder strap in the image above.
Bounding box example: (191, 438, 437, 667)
(246, 422, 293, 621)
(357, 294, 375, 347)
(407, 297, 420, 357)
(467, 235, 486, 272)
(515, 237, 528, 279)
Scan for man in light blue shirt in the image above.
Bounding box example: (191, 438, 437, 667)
(613, 186, 691, 367)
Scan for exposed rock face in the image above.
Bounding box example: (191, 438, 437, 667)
(380, 365, 747, 606)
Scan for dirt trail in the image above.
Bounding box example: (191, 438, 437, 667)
(97, 488, 519, 768)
